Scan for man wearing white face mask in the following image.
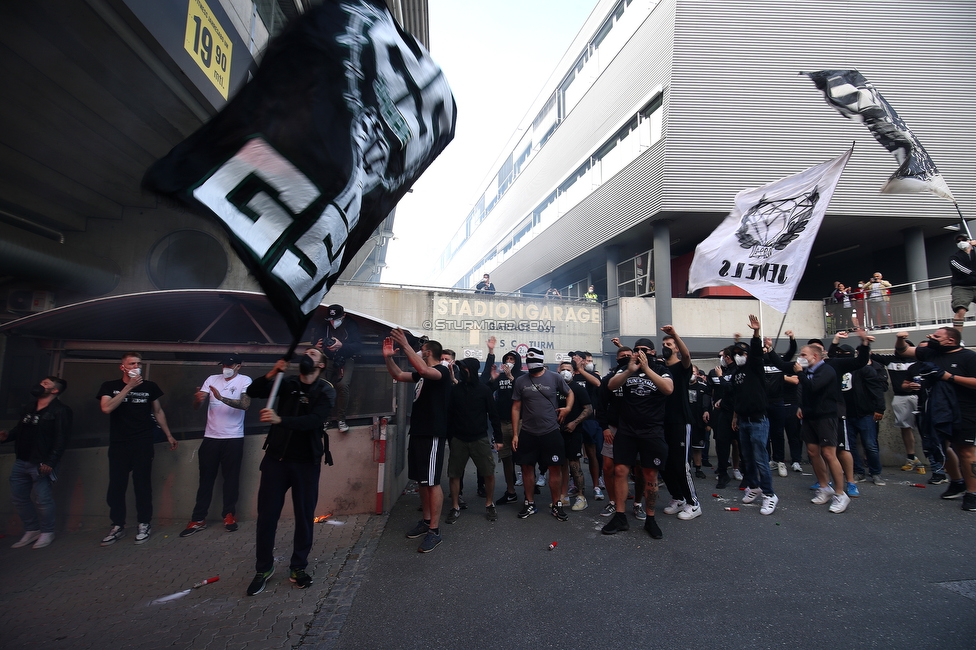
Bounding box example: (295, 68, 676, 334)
(180, 355, 252, 537)
(950, 233, 976, 332)
(97, 351, 177, 546)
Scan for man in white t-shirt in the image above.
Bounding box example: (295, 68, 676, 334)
(180, 355, 252, 536)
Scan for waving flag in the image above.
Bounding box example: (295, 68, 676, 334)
(688, 149, 852, 313)
(804, 69, 953, 201)
(144, 0, 456, 346)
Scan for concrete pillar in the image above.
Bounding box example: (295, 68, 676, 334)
(606, 245, 620, 301)
(653, 221, 672, 328)
(903, 226, 928, 290)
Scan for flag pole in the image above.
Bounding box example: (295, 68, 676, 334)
(954, 202, 971, 238)
(267, 336, 301, 409)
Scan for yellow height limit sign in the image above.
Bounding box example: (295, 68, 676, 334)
(184, 0, 232, 99)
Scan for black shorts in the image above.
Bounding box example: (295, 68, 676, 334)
(514, 429, 564, 468)
(408, 435, 446, 485)
(562, 426, 583, 460)
(948, 415, 976, 446)
(690, 423, 708, 449)
(801, 418, 837, 447)
(836, 419, 850, 451)
(613, 432, 667, 469)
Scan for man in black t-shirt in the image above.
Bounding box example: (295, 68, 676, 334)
(602, 338, 673, 539)
(384, 328, 452, 551)
(659, 326, 701, 521)
(96, 351, 177, 547)
(556, 360, 592, 511)
(483, 336, 523, 504)
(894, 328, 976, 510)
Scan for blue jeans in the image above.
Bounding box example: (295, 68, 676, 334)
(848, 415, 882, 476)
(738, 417, 774, 495)
(10, 459, 56, 533)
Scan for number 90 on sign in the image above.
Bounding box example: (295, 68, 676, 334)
(184, 0, 233, 99)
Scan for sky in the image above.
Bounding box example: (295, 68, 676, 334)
(381, 0, 600, 286)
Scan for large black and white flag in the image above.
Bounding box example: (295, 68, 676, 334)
(144, 0, 456, 344)
(688, 149, 852, 313)
(804, 69, 953, 201)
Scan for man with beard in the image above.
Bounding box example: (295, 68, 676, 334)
(245, 347, 335, 595)
(1, 376, 72, 549)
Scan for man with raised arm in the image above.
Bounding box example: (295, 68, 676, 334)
(384, 328, 452, 551)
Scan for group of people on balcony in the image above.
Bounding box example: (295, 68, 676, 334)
(830, 272, 893, 332)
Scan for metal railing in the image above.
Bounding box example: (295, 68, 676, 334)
(821, 276, 964, 333)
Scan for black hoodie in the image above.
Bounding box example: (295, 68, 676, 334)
(483, 350, 523, 422)
(449, 358, 502, 443)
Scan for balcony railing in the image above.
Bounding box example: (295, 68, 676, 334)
(822, 276, 964, 334)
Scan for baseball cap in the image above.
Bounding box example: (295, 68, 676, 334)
(221, 354, 242, 366)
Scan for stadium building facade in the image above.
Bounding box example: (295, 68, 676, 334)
(430, 0, 976, 346)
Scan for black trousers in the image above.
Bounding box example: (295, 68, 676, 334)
(107, 439, 155, 526)
(662, 422, 699, 506)
(191, 437, 245, 521)
(712, 410, 735, 474)
(255, 455, 320, 573)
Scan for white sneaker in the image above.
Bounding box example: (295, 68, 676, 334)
(33, 532, 55, 549)
(571, 495, 588, 511)
(134, 522, 151, 544)
(663, 498, 687, 515)
(742, 487, 762, 504)
(677, 503, 702, 520)
(777, 462, 788, 478)
(733, 469, 743, 481)
(769, 460, 778, 470)
(811, 486, 835, 505)
(791, 462, 803, 473)
(760, 494, 779, 515)
(337, 420, 350, 433)
(536, 474, 547, 487)
(12, 530, 41, 548)
(594, 486, 605, 500)
(598, 476, 606, 489)
(515, 473, 523, 486)
(829, 492, 851, 513)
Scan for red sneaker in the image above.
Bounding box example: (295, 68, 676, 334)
(223, 513, 238, 532)
(178, 520, 206, 538)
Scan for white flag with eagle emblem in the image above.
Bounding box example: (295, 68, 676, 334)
(687, 149, 852, 313)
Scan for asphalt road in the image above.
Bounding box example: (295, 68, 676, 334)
(332, 465, 976, 650)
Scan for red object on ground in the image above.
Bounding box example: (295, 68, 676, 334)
(724, 507, 739, 511)
(548, 541, 557, 550)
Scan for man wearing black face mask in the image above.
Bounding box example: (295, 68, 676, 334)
(895, 328, 976, 510)
(245, 348, 336, 595)
(1, 377, 72, 549)
(659, 326, 702, 521)
(317, 304, 361, 433)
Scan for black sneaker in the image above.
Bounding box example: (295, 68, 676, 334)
(695, 468, 706, 479)
(941, 481, 966, 499)
(446, 508, 461, 524)
(405, 520, 429, 539)
(290, 568, 312, 589)
(551, 502, 568, 521)
(417, 530, 442, 553)
(517, 500, 536, 519)
(962, 492, 976, 512)
(247, 568, 274, 596)
(643, 516, 663, 539)
(716, 472, 730, 489)
(495, 492, 519, 505)
(601, 512, 629, 535)
(486, 505, 498, 522)
(928, 472, 948, 485)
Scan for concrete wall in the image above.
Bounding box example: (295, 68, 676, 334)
(0, 423, 389, 535)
